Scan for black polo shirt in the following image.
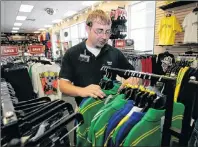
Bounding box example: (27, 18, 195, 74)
(59, 40, 134, 105)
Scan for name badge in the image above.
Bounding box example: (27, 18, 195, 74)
(78, 54, 90, 63)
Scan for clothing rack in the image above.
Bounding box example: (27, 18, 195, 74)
(100, 66, 181, 146)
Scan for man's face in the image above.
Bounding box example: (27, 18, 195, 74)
(86, 20, 111, 49)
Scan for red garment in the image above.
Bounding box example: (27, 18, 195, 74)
(145, 57, 153, 86)
(40, 35, 44, 42)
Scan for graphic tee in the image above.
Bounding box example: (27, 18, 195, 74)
(156, 52, 175, 75)
(182, 12, 198, 43)
(157, 15, 182, 45)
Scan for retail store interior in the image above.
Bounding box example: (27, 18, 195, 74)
(1, 1, 198, 147)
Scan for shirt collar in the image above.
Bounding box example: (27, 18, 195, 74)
(143, 108, 165, 122)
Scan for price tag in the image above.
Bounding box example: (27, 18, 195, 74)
(1, 46, 19, 56)
(29, 45, 44, 54)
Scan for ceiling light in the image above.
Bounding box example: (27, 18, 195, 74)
(82, 1, 99, 6)
(19, 4, 34, 12)
(52, 19, 62, 23)
(38, 28, 46, 31)
(64, 10, 77, 17)
(14, 23, 22, 26)
(34, 31, 40, 33)
(44, 25, 52, 28)
(12, 27, 20, 30)
(11, 30, 18, 33)
(16, 16, 27, 21)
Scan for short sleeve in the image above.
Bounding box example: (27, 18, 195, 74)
(192, 13, 198, 24)
(174, 16, 182, 33)
(117, 50, 134, 70)
(182, 15, 187, 29)
(59, 50, 74, 82)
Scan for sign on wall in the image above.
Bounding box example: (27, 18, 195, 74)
(28, 45, 44, 54)
(1, 46, 19, 56)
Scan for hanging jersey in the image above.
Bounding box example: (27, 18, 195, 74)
(183, 12, 198, 43)
(157, 15, 182, 45)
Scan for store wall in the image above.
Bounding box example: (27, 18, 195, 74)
(50, 1, 131, 33)
(154, 1, 197, 54)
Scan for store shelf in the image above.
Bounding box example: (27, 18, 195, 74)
(159, 1, 196, 10)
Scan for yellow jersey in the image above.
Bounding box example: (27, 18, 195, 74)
(158, 15, 182, 45)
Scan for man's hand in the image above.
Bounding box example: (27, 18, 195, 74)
(78, 84, 106, 99)
(118, 77, 140, 92)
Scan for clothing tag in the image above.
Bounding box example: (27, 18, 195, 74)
(191, 118, 195, 126)
(78, 54, 90, 63)
(161, 116, 165, 132)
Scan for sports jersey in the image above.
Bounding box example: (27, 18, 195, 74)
(157, 15, 182, 45)
(104, 100, 134, 146)
(115, 112, 145, 146)
(76, 83, 120, 147)
(109, 107, 143, 146)
(174, 67, 189, 102)
(87, 94, 127, 147)
(123, 108, 165, 146)
(122, 102, 184, 146)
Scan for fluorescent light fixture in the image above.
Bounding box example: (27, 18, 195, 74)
(34, 31, 40, 33)
(38, 28, 46, 31)
(82, 1, 99, 6)
(12, 27, 20, 30)
(14, 22, 22, 26)
(16, 16, 27, 21)
(11, 30, 18, 33)
(44, 25, 52, 28)
(19, 4, 34, 12)
(52, 19, 62, 23)
(64, 10, 77, 17)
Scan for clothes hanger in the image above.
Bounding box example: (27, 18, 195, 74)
(104, 71, 114, 90)
(192, 3, 198, 12)
(19, 102, 73, 135)
(24, 113, 83, 147)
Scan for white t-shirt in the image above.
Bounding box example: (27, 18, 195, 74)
(86, 44, 101, 57)
(36, 64, 61, 101)
(182, 12, 198, 43)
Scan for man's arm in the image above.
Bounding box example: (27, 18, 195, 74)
(59, 79, 105, 98)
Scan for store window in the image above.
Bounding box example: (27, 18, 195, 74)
(128, 1, 156, 52)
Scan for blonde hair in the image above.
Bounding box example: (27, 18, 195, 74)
(86, 9, 111, 27)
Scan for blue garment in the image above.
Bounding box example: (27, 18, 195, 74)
(46, 32, 50, 41)
(104, 100, 134, 145)
(115, 112, 145, 146)
(188, 119, 198, 147)
(79, 98, 88, 108)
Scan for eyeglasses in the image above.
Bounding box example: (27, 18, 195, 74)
(92, 28, 112, 36)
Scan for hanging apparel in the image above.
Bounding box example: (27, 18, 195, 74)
(182, 12, 198, 43)
(115, 112, 145, 146)
(104, 100, 134, 147)
(3, 68, 35, 102)
(157, 15, 182, 45)
(86, 94, 128, 147)
(122, 108, 165, 146)
(110, 107, 143, 146)
(76, 83, 120, 147)
(156, 52, 175, 75)
(174, 67, 189, 102)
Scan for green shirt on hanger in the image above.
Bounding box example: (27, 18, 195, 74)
(86, 94, 128, 147)
(76, 83, 120, 147)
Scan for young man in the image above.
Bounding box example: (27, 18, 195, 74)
(59, 9, 138, 106)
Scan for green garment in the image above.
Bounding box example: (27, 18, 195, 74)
(123, 108, 165, 146)
(76, 83, 120, 147)
(122, 102, 184, 146)
(86, 94, 127, 147)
